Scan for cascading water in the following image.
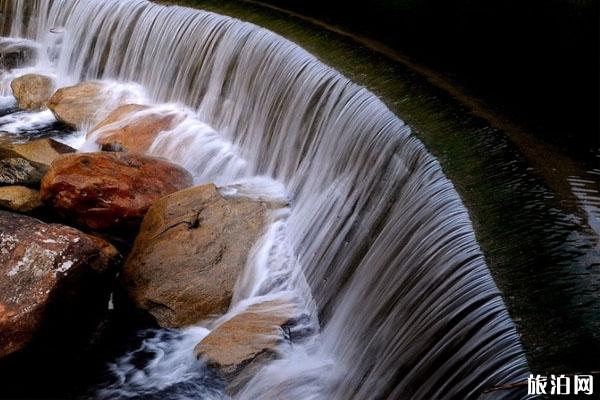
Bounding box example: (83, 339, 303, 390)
(0, 0, 531, 398)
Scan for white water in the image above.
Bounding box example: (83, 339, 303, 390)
(1, 0, 530, 398)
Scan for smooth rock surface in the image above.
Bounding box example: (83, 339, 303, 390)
(11, 74, 54, 110)
(87, 104, 184, 153)
(194, 300, 296, 388)
(40, 152, 193, 230)
(0, 211, 119, 359)
(0, 138, 76, 167)
(0, 185, 41, 212)
(47, 82, 106, 128)
(122, 184, 272, 327)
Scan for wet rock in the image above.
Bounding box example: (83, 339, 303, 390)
(0, 210, 120, 359)
(87, 104, 184, 153)
(47, 81, 106, 128)
(0, 186, 41, 212)
(194, 300, 297, 394)
(0, 138, 75, 187)
(40, 152, 193, 230)
(11, 74, 54, 110)
(0, 39, 37, 70)
(121, 184, 272, 327)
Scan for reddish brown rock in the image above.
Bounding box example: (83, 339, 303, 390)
(195, 300, 295, 376)
(87, 104, 184, 153)
(11, 74, 54, 110)
(0, 210, 119, 359)
(40, 152, 193, 230)
(121, 184, 273, 327)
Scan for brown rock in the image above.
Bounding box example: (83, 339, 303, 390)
(40, 152, 193, 230)
(0, 138, 76, 187)
(0, 210, 119, 358)
(87, 104, 183, 153)
(47, 82, 106, 128)
(0, 186, 42, 212)
(0, 138, 76, 166)
(11, 74, 54, 110)
(121, 184, 272, 327)
(194, 300, 297, 393)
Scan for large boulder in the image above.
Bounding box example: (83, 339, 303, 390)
(11, 74, 54, 110)
(47, 82, 107, 129)
(0, 185, 41, 212)
(121, 184, 273, 327)
(0, 138, 76, 187)
(194, 300, 297, 393)
(0, 211, 119, 359)
(40, 152, 193, 230)
(87, 104, 184, 153)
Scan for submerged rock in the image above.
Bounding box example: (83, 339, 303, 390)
(0, 185, 41, 212)
(121, 184, 273, 327)
(0, 138, 75, 187)
(194, 300, 297, 394)
(47, 81, 106, 128)
(0, 39, 37, 70)
(87, 104, 184, 153)
(40, 152, 193, 230)
(11, 74, 54, 110)
(0, 210, 119, 359)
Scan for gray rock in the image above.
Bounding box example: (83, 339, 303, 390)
(0, 39, 37, 70)
(0, 157, 43, 186)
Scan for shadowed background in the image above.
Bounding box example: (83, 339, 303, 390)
(253, 0, 600, 160)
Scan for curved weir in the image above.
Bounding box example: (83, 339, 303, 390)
(2, 0, 530, 398)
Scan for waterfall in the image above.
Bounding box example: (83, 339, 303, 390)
(0, 0, 530, 398)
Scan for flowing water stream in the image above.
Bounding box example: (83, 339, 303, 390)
(0, 0, 539, 398)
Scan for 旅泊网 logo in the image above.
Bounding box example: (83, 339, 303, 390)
(527, 374, 594, 396)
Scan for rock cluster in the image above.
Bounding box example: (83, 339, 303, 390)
(0, 73, 300, 394)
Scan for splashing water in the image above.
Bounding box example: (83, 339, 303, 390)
(0, 0, 531, 398)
